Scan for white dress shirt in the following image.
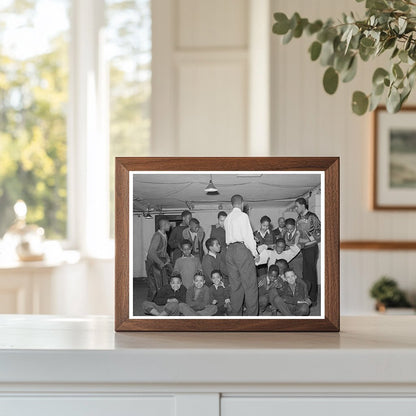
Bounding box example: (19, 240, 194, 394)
(256, 244, 300, 268)
(224, 207, 257, 257)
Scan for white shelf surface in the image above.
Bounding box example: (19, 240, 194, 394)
(0, 315, 415, 389)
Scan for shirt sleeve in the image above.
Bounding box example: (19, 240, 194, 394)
(242, 213, 258, 256)
(283, 245, 301, 263)
(310, 213, 321, 243)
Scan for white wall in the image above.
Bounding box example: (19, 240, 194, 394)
(271, 0, 416, 313)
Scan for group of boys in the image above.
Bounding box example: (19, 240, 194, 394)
(143, 195, 320, 317)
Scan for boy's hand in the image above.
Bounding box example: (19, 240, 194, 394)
(225, 299, 231, 304)
(254, 254, 260, 263)
(167, 298, 178, 303)
(212, 300, 218, 305)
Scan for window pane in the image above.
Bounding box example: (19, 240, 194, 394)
(0, 0, 70, 239)
(106, 0, 151, 237)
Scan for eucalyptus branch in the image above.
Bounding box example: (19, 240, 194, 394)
(272, 0, 416, 115)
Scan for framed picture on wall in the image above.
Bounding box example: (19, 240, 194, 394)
(115, 157, 339, 332)
(374, 106, 416, 209)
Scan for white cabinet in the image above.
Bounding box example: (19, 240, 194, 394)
(0, 316, 416, 416)
(222, 398, 416, 416)
(1, 397, 175, 416)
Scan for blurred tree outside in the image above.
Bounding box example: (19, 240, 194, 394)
(0, 0, 151, 241)
(0, 0, 70, 239)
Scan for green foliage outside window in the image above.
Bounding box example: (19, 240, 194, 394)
(0, 1, 69, 238)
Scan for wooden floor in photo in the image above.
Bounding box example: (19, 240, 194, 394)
(133, 277, 321, 317)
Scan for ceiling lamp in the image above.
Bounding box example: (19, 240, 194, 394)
(144, 205, 153, 219)
(204, 175, 218, 193)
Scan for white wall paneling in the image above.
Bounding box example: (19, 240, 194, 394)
(152, 0, 273, 156)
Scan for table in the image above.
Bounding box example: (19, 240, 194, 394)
(1, 315, 415, 415)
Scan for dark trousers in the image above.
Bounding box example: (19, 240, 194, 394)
(302, 245, 319, 302)
(145, 260, 170, 301)
(225, 243, 258, 316)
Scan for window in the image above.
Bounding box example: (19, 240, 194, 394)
(0, 0, 70, 239)
(106, 0, 151, 237)
(0, 0, 151, 251)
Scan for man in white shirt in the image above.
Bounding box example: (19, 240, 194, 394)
(224, 194, 259, 316)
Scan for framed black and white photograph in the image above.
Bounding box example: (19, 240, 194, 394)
(374, 106, 416, 210)
(115, 157, 339, 332)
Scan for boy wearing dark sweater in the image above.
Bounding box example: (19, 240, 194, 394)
(202, 238, 228, 285)
(209, 270, 231, 316)
(173, 240, 202, 289)
(179, 272, 217, 316)
(142, 275, 187, 316)
(257, 264, 285, 315)
(270, 270, 311, 316)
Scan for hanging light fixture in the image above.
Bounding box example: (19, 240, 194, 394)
(144, 205, 153, 219)
(204, 174, 218, 193)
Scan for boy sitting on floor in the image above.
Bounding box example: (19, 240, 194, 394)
(179, 272, 217, 316)
(142, 274, 186, 316)
(209, 269, 231, 316)
(257, 264, 285, 315)
(173, 239, 202, 289)
(270, 269, 311, 316)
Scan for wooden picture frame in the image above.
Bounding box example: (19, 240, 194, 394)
(373, 106, 416, 210)
(115, 157, 339, 332)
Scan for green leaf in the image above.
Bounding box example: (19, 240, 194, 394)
(352, 91, 369, 115)
(342, 56, 357, 82)
(360, 37, 375, 48)
(334, 52, 352, 73)
(399, 49, 408, 63)
(369, 92, 383, 111)
(309, 41, 322, 61)
(323, 67, 339, 94)
(386, 87, 401, 113)
(372, 68, 389, 86)
(366, 0, 388, 10)
(393, 63, 404, 79)
(307, 20, 323, 35)
(273, 13, 290, 35)
(282, 29, 293, 44)
(293, 18, 309, 38)
(391, 47, 399, 59)
(320, 40, 335, 66)
(374, 82, 385, 96)
(405, 34, 413, 51)
(383, 37, 396, 50)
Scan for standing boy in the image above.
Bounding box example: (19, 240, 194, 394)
(173, 239, 202, 289)
(183, 218, 205, 261)
(295, 197, 321, 304)
(168, 210, 192, 266)
(210, 211, 228, 274)
(273, 216, 287, 240)
(284, 218, 303, 279)
(145, 216, 171, 301)
(254, 215, 275, 250)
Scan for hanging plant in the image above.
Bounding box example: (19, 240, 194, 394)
(272, 0, 416, 115)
